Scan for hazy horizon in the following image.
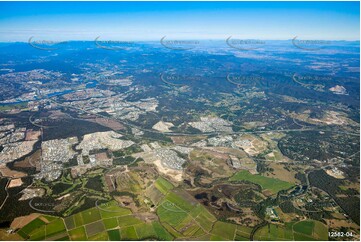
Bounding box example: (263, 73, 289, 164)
(0, 1, 359, 41)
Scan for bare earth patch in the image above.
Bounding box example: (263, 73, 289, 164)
(169, 135, 206, 145)
(91, 117, 125, 130)
(152, 121, 174, 132)
(10, 213, 41, 230)
(325, 168, 345, 179)
(264, 162, 298, 183)
(288, 110, 358, 127)
(13, 150, 41, 170)
(0, 164, 27, 178)
(8, 178, 23, 188)
(234, 134, 268, 156)
(25, 129, 41, 141)
(134, 151, 183, 182)
(153, 159, 183, 182)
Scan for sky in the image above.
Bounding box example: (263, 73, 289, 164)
(0, 1, 359, 41)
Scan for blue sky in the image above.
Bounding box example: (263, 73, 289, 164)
(0, 1, 359, 41)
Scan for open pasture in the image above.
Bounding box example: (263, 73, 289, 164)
(157, 190, 218, 238)
(16, 201, 168, 241)
(154, 177, 174, 195)
(230, 170, 294, 194)
(254, 220, 328, 241)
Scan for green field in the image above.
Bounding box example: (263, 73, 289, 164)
(88, 231, 108, 240)
(164, 191, 195, 212)
(254, 220, 328, 241)
(18, 218, 46, 238)
(81, 207, 101, 224)
(107, 229, 121, 241)
(229, 170, 294, 194)
(154, 177, 174, 195)
(293, 220, 328, 240)
(72, 213, 84, 228)
(16, 177, 229, 241)
(16, 182, 257, 241)
(28, 227, 46, 241)
(103, 217, 118, 230)
(152, 222, 174, 241)
(156, 190, 219, 239)
(120, 226, 138, 240)
(98, 201, 132, 219)
(254, 223, 293, 240)
(64, 216, 76, 230)
(118, 215, 143, 227)
(16, 198, 180, 241)
(235, 225, 252, 240)
(313, 221, 329, 240)
(84, 220, 106, 237)
(293, 220, 314, 235)
(44, 219, 67, 238)
(0, 102, 28, 111)
(211, 221, 237, 240)
(17, 217, 69, 241)
(157, 202, 189, 227)
(68, 226, 87, 241)
(134, 222, 156, 239)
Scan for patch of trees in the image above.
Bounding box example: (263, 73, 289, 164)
(51, 182, 73, 195)
(295, 172, 307, 184)
(309, 169, 360, 225)
(85, 175, 104, 192)
(279, 201, 295, 213)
